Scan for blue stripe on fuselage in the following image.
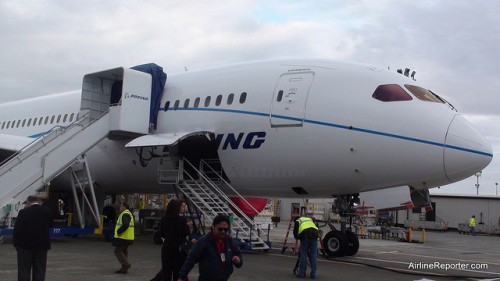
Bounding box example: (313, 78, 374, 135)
(160, 107, 494, 158)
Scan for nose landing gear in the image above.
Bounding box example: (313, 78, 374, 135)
(322, 194, 360, 257)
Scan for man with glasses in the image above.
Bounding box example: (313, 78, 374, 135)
(178, 215, 243, 281)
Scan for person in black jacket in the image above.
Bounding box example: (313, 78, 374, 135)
(160, 199, 192, 281)
(178, 214, 242, 281)
(13, 195, 54, 281)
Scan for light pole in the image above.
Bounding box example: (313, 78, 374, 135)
(496, 182, 498, 196)
(475, 171, 482, 195)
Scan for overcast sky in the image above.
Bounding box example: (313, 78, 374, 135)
(1, 0, 498, 195)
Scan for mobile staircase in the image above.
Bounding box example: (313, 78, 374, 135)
(0, 111, 109, 230)
(0, 65, 158, 234)
(158, 158, 271, 251)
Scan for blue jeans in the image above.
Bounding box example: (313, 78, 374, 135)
(470, 226, 476, 235)
(298, 238, 317, 278)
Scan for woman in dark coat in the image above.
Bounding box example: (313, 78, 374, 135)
(160, 199, 190, 281)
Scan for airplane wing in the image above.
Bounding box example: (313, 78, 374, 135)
(125, 131, 214, 147)
(0, 134, 34, 162)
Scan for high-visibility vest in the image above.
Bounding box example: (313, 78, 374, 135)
(114, 209, 135, 240)
(297, 217, 318, 234)
(469, 217, 476, 227)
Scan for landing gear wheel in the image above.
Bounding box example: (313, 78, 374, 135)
(345, 231, 359, 256)
(323, 231, 348, 257)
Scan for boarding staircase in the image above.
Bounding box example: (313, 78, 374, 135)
(0, 65, 156, 229)
(404, 214, 449, 231)
(0, 111, 109, 228)
(158, 158, 270, 250)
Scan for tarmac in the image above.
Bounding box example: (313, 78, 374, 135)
(0, 222, 499, 281)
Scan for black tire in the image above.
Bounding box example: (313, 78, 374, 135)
(345, 231, 359, 256)
(323, 231, 348, 257)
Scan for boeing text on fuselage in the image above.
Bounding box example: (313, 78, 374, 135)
(215, 132, 266, 150)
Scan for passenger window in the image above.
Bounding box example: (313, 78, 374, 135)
(184, 99, 190, 109)
(16, 120, 21, 128)
(405, 85, 445, 103)
(194, 97, 200, 108)
(57, 115, 61, 123)
(277, 90, 283, 102)
(240, 92, 247, 104)
(6, 121, 11, 129)
(27, 119, 32, 127)
(372, 84, 412, 102)
(22, 119, 26, 127)
(227, 94, 234, 105)
(1, 122, 4, 129)
(50, 116, 55, 124)
(174, 100, 180, 110)
(216, 95, 222, 106)
(164, 101, 170, 112)
(69, 113, 74, 122)
(44, 116, 49, 125)
(204, 96, 211, 107)
(33, 118, 38, 126)
(63, 114, 68, 122)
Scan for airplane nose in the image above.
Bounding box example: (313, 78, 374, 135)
(444, 114, 493, 182)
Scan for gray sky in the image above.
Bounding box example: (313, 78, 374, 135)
(1, 0, 498, 195)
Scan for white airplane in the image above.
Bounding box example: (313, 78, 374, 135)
(0, 59, 493, 256)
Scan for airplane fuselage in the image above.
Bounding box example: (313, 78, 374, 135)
(0, 59, 493, 197)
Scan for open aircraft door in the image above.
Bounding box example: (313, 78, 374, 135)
(270, 72, 314, 127)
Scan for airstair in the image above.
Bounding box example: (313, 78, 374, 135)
(158, 158, 270, 250)
(0, 65, 159, 230)
(0, 112, 110, 227)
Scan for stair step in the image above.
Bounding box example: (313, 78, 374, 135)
(176, 173, 271, 252)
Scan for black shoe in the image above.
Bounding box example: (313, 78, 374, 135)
(115, 269, 127, 274)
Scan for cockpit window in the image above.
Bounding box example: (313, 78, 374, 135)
(372, 84, 413, 102)
(405, 85, 445, 103)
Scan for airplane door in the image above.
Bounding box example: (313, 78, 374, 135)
(270, 72, 314, 127)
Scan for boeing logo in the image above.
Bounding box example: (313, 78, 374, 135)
(215, 132, 266, 150)
(124, 92, 149, 101)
